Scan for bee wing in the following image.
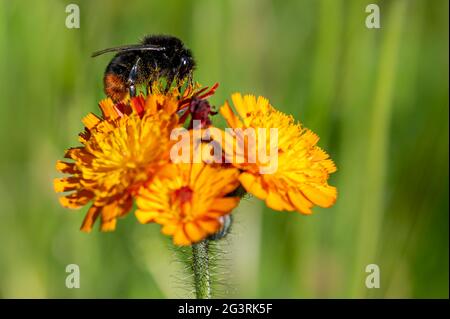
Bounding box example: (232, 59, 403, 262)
(91, 44, 164, 57)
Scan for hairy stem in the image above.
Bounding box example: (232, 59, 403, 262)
(192, 240, 211, 299)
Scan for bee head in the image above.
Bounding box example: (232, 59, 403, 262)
(178, 48, 195, 80)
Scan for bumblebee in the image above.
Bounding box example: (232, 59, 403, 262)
(92, 35, 196, 102)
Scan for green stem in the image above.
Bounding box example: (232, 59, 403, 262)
(192, 240, 211, 299)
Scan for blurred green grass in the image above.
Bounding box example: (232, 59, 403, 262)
(0, 0, 448, 298)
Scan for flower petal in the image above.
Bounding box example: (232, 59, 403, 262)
(288, 190, 313, 215)
(173, 226, 191, 246)
(80, 205, 101, 232)
(211, 197, 240, 213)
(185, 222, 206, 243)
(300, 184, 337, 208)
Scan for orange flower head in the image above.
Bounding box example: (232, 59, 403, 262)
(220, 93, 337, 214)
(135, 162, 241, 245)
(54, 93, 180, 231)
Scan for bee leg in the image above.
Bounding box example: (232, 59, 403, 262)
(129, 84, 136, 97)
(127, 57, 141, 98)
(164, 74, 175, 94)
(187, 73, 194, 88)
(147, 81, 153, 94)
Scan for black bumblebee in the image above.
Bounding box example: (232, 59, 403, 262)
(92, 35, 196, 102)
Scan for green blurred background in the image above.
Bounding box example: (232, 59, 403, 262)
(0, 0, 448, 298)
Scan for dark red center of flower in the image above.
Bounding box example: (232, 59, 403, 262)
(174, 186, 193, 205)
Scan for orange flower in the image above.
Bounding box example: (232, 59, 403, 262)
(220, 93, 337, 214)
(135, 162, 240, 245)
(54, 94, 179, 231)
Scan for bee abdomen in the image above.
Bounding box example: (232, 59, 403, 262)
(104, 72, 127, 102)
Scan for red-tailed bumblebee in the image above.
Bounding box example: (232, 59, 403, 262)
(92, 35, 196, 102)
